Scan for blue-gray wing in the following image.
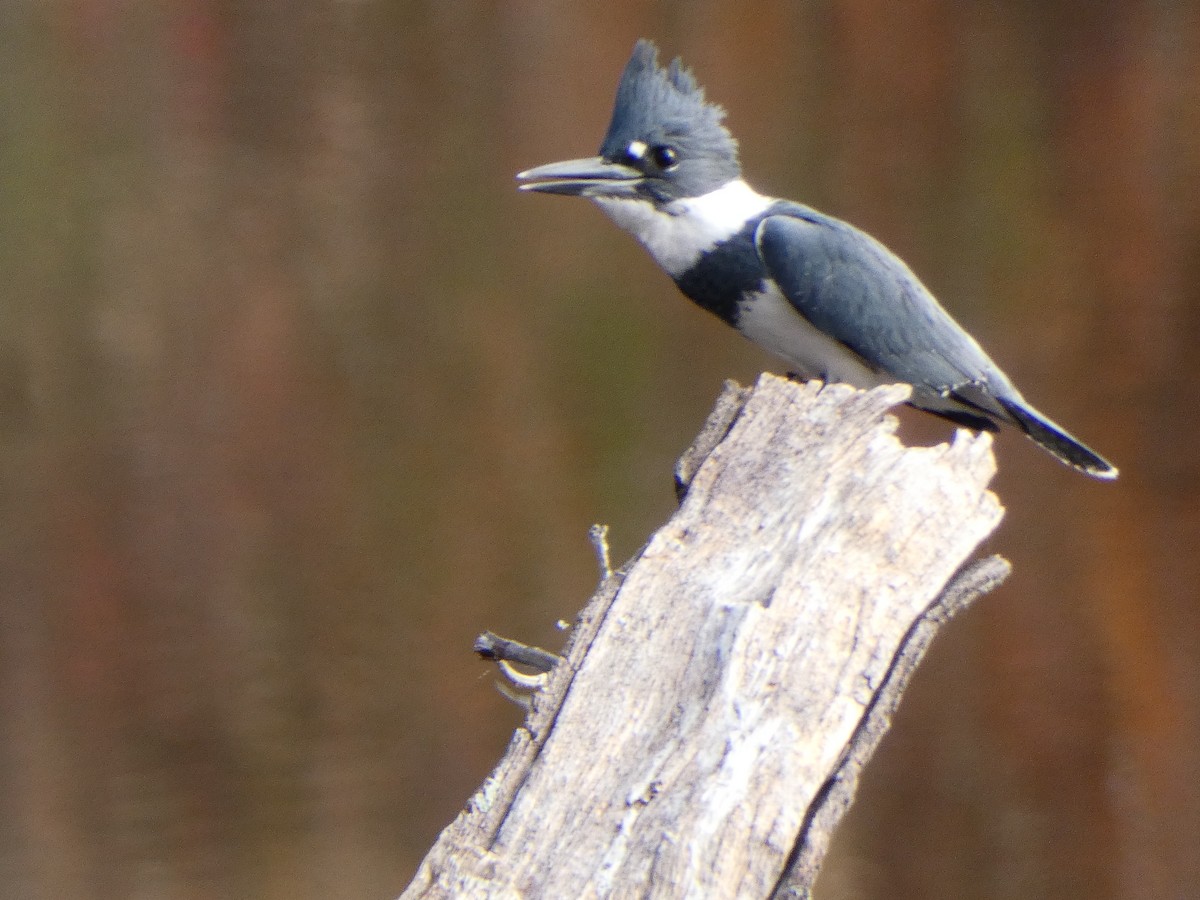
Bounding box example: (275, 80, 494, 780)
(755, 209, 1017, 419)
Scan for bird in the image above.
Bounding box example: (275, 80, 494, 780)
(517, 39, 1117, 479)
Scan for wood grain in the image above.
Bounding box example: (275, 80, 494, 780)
(401, 375, 1006, 899)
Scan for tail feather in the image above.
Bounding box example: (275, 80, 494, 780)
(997, 397, 1118, 480)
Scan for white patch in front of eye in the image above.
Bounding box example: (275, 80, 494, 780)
(627, 140, 647, 160)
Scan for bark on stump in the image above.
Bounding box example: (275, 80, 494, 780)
(402, 374, 1009, 899)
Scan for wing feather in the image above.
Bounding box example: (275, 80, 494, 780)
(752, 207, 1117, 477)
(754, 209, 1018, 421)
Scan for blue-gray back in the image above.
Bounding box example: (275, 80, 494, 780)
(756, 203, 1020, 413)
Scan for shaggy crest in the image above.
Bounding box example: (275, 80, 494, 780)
(599, 40, 740, 182)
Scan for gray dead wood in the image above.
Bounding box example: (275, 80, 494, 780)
(400, 374, 1008, 900)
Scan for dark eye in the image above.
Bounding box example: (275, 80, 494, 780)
(650, 144, 679, 170)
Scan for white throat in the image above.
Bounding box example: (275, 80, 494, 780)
(592, 179, 773, 278)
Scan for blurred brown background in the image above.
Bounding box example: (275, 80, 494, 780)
(2, 2, 1198, 898)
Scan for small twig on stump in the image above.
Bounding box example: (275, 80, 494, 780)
(588, 523, 613, 580)
(474, 631, 561, 708)
(474, 631, 560, 674)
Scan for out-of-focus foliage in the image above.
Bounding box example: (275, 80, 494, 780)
(1, 3, 1197, 898)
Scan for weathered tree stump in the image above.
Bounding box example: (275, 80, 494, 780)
(401, 374, 1009, 899)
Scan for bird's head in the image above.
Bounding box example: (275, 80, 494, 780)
(518, 40, 741, 205)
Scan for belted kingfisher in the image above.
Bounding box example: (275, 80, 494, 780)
(518, 40, 1116, 479)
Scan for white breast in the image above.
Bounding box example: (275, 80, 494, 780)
(735, 283, 885, 389)
(592, 179, 774, 278)
(595, 179, 880, 389)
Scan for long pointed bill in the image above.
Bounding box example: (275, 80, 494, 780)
(516, 156, 643, 197)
